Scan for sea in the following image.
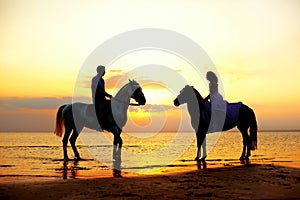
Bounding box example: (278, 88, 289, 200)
(0, 131, 299, 179)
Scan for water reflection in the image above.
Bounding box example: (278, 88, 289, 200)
(113, 158, 122, 177)
(113, 147, 122, 177)
(1, 132, 299, 178)
(61, 160, 79, 179)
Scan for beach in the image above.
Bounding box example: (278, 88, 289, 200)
(1, 163, 300, 199)
(1, 131, 300, 199)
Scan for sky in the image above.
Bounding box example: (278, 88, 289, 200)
(0, 0, 300, 132)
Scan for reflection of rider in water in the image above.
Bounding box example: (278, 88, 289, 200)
(204, 71, 226, 132)
(91, 65, 112, 128)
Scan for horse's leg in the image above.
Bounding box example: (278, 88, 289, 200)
(112, 127, 122, 160)
(111, 126, 122, 177)
(240, 132, 251, 165)
(196, 132, 206, 169)
(201, 136, 207, 169)
(113, 135, 122, 177)
(195, 136, 201, 161)
(237, 108, 248, 163)
(118, 136, 123, 158)
(195, 132, 203, 161)
(69, 128, 82, 160)
(237, 105, 255, 164)
(239, 129, 251, 163)
(245, 132, 252, 162)
(196, 143, 201, 161)
(62, 128, 72, 161)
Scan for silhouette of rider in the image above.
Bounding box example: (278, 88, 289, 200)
(91, 65, 112, 128)
(204, 71, 226, 132)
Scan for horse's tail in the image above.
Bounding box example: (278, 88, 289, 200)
(54, 105, 67, 137)
(249, 108, 258, 150)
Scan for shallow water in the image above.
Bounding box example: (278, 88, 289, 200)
(0, 131, 299, 179)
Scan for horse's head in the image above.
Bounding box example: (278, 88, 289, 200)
(174, 85, 203, 107)
(174, 85, 194, 106)
(129, 79, 146, 105)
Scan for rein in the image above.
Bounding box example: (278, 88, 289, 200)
(129, 103, 140, 106)
(112, 97, 140, 106)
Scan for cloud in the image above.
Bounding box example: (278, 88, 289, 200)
(80, 72, 168, 91)
(78, 67, 189, 92)
(108, 69, 123, 73)
(0, 97, 182, 113)
(139, 83, 167, 90)
(129, 104, 180, 113)
(0, 97, 90, 110)
(106, 75, 128, 89)
(80, 72, 128, 90)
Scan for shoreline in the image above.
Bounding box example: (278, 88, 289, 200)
(1, 163, 299, 199)
(1, 160, 299, 182)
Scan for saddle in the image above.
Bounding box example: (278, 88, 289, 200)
(86, 101, 112, 117)
(201, 101, 243, 131)
(86, 100, 113, 130)
(86, 104, 96, 118)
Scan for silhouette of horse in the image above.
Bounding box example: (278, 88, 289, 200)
(174, 85, 257, 168)
(54, 80, 146, 162)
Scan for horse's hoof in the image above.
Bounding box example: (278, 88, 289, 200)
(239, 157, 245, 164)
(197, 162, 201, 170)
(246, 160, 250, 165)
(64, 157, 69, 162)
(113, 174, 122, 178)
(74, 156, 82, 161)
(113, 170, 122, 178)
(200, 158, 206, 162)
(202, 162, 207, 169)
(245, 157, 250, 165)
(195, 157, 200, 161)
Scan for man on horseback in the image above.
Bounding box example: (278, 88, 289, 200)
(91, 65, 113, 130)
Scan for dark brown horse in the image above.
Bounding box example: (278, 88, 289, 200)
(174, 85, 257, 168)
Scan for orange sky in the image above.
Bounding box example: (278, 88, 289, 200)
(1, 1, 300, 132)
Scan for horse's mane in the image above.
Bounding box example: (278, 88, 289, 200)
(191, 87, 203, 102)
(118, 82, 129, 93)
(114, 80, 140, 99)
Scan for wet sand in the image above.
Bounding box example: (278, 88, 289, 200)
(1, 163, 299, 199)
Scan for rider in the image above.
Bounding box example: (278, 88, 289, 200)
(204, 71, 226, 132)
(91, 65, 112, 128)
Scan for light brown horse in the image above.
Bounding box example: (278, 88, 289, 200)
(54, 80, 146, 162)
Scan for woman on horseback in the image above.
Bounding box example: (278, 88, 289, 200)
(205, 71, 226, 132)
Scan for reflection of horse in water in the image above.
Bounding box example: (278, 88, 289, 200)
(54, 80, 146, 163)
(174, 85, 257, 168)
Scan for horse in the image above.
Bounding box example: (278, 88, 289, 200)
(54, 80, 146, 163)
(173, 85, 257, 168)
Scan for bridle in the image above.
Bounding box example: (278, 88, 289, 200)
(112, 97, 140, 106)
(112, 86, 142, 106)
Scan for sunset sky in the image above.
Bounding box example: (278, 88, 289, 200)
(1, 0, 299, 132)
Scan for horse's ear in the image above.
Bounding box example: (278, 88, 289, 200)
(128, 79, 132, 83)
